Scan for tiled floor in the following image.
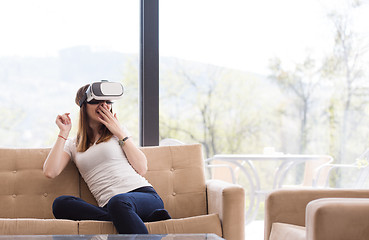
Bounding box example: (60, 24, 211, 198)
(245, 220, 264, 240)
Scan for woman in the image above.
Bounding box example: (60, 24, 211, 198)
(43, 83, 171, 234)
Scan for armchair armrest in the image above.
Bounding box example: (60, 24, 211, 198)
(265, 189, 369, 240)
(306, 198, 369, 240)
(206, 179, 245, 240)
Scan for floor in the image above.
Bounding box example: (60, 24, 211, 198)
(245, 220, 264, 240)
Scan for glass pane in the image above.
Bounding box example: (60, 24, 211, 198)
(0, 0, 140, 147)
(159, 0, 369, 162)
(160, 0, 369, 236)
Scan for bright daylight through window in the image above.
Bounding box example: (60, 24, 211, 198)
(0, 0, 140, 147)
(159, 0, 369, 234)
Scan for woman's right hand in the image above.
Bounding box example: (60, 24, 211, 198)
(44, 113, 72, 179)
(56, 113, 72, 136)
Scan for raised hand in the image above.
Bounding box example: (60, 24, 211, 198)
(56, 113, 72, 137)
(97, 105, 127, 140)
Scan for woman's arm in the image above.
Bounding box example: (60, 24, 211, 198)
(97, 106, 148, 176)
(43, 113, 72, 179)
(120, 137, 148, 176)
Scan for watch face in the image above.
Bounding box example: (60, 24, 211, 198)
(118, 137, 129, 146)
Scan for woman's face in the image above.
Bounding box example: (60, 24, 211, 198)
(85, 101, 112, 124)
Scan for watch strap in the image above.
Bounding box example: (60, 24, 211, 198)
(118, 136, 129, 146)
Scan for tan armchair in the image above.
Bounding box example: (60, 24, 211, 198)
(265, 189, 369, 240)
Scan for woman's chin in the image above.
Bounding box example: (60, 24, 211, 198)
(90, 115, 103, 124)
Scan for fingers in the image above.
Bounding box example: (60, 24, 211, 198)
(97, 106, 120, 131)
(98, 105, 112, 117)
(97, 115, 108, 125)
(97, 106, 115, 122)
(62, 113, 71, 124)
(66, 113, 71, 122)
(57, 113, 72, 125)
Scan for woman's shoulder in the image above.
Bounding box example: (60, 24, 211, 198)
(65, 137, 77, 151)
(63, 136, 77, 159)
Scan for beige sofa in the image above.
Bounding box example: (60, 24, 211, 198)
(265, 189, 369, 240)
(0, 144, 245, 240)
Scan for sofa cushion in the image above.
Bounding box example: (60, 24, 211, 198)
(269, 223, 305, 240)
(0, 148, 80, 219)
(0, 219, 78, 235)
(78, 220, 118, 234)
(142, 145, 207, 219)
(78, 214, 222, 237)
(145, 214, 222, 236)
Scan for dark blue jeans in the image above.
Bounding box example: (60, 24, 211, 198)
(52, 186, 171, 234)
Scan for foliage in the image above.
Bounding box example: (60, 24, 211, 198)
(159, 58, 280, 158)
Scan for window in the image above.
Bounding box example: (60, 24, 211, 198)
(0, 0, 140, 147)
(159, 0, 369, 166)
(159, 0, 369, 234)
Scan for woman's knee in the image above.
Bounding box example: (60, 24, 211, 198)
(52, 195, 77, 218)
(107, 194, 133, 212)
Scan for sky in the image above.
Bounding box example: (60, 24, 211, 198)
(0, 0, 368, 74)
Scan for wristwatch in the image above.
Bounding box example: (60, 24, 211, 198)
(118, 136, 129, 146)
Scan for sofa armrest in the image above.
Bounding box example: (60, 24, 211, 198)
(306, 198, 369, 240)
(206, 179, 245, 240)
(265, 189, 369, 240)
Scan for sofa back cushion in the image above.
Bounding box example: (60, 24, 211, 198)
(143, 144, 207, 218)
(80, 144, 208, 219)
(0, 148, 80, 219)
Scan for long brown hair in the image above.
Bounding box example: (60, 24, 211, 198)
(75, 84, 113, 152)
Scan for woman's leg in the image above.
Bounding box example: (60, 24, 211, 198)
(106, 187, 170, 234)
(145, 208, 171, 222)
(52, 195, 111, 221)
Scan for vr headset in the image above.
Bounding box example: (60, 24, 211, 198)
(79, 80, 124, 107)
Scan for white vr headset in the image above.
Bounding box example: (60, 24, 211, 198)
(79, 80, 124, 107)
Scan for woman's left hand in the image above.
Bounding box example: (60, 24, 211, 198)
(97, 105, 127, 140)
(97, 104, 148, 175)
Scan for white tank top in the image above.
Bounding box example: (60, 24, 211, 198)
(64, 136, 152, 207)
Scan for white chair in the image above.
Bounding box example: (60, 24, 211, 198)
(159, 138, 185, 146)
(317, 148, 369, 188)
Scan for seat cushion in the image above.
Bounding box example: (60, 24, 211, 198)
(0, 218, 78, 235)
(78, 220, 118, 234)
(269, 223, 306, 240)
(146, 214, 222, 236)
(79, 214, 222, 237)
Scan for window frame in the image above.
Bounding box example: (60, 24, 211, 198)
(140, 0, 159, 146)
